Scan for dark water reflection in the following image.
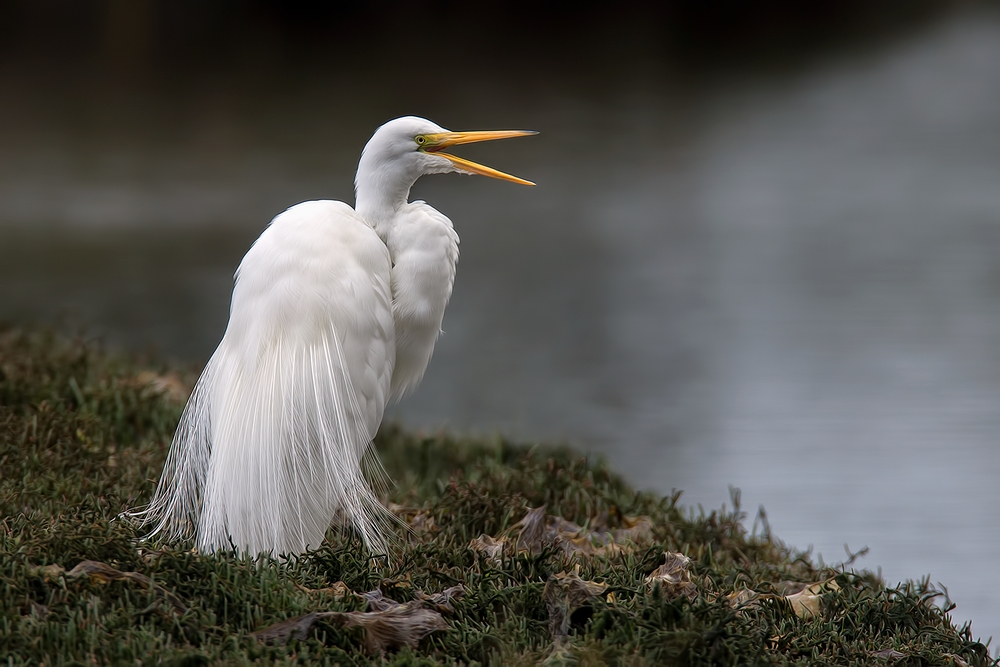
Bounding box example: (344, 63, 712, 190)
(2, 7, 999, 648)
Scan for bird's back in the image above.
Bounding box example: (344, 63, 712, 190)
(145, 200, 398, 556)
(228, 200, 396, 432)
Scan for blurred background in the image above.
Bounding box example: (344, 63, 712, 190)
(2, 0, 998, 650)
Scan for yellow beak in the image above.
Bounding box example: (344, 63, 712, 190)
(421, 130, 537, 186)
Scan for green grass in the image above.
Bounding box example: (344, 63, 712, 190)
(0, 328, 993, 665)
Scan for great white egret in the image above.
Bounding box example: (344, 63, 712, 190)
(133, 116, 535, 557)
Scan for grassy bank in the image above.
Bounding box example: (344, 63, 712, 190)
(0, 328, 992, 665)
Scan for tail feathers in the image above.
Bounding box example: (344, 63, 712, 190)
(125, 359, 216, 541)
(129, 331, 401, 557)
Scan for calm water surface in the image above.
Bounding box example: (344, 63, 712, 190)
(2, 8, 999, 648)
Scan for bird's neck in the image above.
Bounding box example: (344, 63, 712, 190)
(354, 162, 417, 240)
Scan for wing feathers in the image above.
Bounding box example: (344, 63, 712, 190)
(129, 356, 216, 542)
(181, 328, 397, 556)
(130, 200, 400, 557)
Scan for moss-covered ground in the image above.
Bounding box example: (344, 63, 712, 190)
(0, 328, 993, 665)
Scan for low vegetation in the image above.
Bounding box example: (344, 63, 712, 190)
(0, 328, 992, 665)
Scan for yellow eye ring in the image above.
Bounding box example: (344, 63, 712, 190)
(415, 135, 426, 146)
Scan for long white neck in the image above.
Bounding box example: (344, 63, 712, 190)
(354, 153, 420, 239)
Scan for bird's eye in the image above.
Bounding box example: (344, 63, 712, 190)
(415, 135, 426, 146)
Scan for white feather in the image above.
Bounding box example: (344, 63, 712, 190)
(130, 116, 529, 557)
(139, 200, 399, 556)
(388, 201, 460, 399)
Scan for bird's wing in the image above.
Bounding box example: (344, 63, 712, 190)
(140, 200, 398, 556)
(387, 201, 460, 400)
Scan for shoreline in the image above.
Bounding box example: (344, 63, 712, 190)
(0, 328, 992, 665)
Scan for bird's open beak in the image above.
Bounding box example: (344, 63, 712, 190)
(421, 130, 537, 186)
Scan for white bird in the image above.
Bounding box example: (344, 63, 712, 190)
(134, 116, 535, 557)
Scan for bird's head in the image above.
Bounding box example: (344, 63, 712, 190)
(356, 116, 536, 203)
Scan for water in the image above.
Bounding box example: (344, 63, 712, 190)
(2, 7, 999, 649)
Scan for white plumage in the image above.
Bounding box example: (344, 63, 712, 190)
(133, 117, 534, 556)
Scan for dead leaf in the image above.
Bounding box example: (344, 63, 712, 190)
(254, 602, 447, 654)
(544, 568, 609, 637)
(513, 506, 581, 554)
(725, 579, 839, 619)
(479, 506, 654, 562)
(254, 584, 461, 654)
(133, 371, 190, 403)
(28, 564, 66, 581)
(415, 585, 465, 614)
(786, 580, 839, 619)
(34, 561, 187, 613)
(253, 611, 325, 643)
(871, 648, 907, 661)
(340, 603, 449, 655)
(773, 580, 808, 596)
(362, 588, 400, 612)
(409, 512, 436, 532)
(644, 552, 698, 601)
(786, 589, 820, 618)
(469, 534, 507, 562)
(296, 581, 351, 599)
(726, 587, 760, 610)
(387, 505, 438, 534)
(590, 506, 654, 545)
